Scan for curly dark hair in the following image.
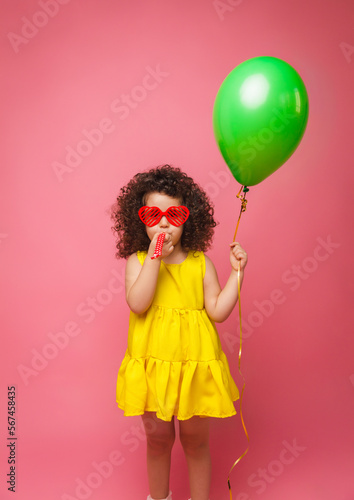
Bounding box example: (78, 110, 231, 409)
(110, 164, 217, 259)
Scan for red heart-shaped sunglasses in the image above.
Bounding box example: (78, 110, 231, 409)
(138, 206, 189, 227)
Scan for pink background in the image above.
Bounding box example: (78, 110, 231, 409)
(1, 1, 353, 499)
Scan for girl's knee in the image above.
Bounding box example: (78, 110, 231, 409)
(179, 417, 210, 455)
(147, 432, 175, 456)
(180, 433, 209, 455)
(179, 417, 209, 455)
(142, 412, 175, 453)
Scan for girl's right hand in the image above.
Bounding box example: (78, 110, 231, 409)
(147, 232, 174, 260)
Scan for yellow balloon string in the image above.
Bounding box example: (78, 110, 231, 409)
(228, 186, 249, 500)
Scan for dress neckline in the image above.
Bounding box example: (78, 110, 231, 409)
(162, 250, 191, 266)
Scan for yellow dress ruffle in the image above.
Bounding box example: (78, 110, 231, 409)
(116, 250, 239, 421)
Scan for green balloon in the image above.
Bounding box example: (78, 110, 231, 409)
(213, 56, 309, 186)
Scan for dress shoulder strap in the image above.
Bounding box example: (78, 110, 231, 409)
(136, 251, 147, 265)
(190, 250, 206, 279)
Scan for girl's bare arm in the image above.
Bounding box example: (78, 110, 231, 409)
(203, 243, 247, 322)
(125, 232, 174, 314)
(125, 253, 161, 314)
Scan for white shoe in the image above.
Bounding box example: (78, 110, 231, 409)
(147, 490, 172, 500)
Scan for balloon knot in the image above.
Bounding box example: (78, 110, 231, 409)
(236, 186, 248, 213)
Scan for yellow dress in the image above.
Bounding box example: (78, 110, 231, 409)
(116, 250, 239, 421)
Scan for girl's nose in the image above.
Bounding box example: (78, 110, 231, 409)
(159, 215, 169, 227)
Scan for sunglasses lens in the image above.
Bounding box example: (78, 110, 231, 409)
(139, 207, 161, 226)
(166, 206, 189, 226)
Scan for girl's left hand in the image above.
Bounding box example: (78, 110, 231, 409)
(229, 242, 248, 272)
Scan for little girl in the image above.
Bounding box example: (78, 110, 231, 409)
(110, 165, 248, 500)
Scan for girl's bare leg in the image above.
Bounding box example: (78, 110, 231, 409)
(142, 411, 175, 499)
(179, 416, 211, 500)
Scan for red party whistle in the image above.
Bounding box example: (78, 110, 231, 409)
(151, 233, 165, 260)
